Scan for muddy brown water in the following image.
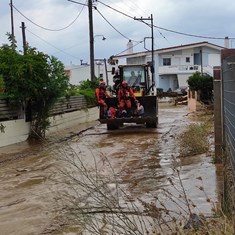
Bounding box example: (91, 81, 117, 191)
(0, 104, 222, 235)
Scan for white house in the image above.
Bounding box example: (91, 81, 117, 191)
(65, 60, 117, 87)
(113, 41, 224, 91)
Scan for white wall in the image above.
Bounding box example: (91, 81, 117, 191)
(0, 108, 99, 148)
(67, 63, 117, 87)
(178, 74, 190, 87)
(0, 119, 30, 148)
(47, 107, 98, 134)
(208, 54, 221, 67)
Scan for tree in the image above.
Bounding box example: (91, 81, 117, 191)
(0, 36, 69, 138)
(187, 72, 213, 104)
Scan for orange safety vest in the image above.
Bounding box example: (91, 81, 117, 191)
(95, 87, 106, 101)
(118, 87, 135, 101)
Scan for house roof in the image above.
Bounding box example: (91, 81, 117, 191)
(113, 41, 225, 59)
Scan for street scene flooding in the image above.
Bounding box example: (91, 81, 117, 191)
(0, 104, 221, 235)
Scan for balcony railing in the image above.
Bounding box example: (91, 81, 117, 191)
(159, 65, 200, 74)
(158, 64, 213, 76)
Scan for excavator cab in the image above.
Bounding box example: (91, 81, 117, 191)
(120, 65, 148, 97)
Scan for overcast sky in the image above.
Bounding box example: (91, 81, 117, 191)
(1, 0, 235, 66)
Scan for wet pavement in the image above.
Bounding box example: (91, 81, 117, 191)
(0, 104, 221, 234)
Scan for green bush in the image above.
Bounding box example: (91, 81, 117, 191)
(79, 79, 99, 90)
(187, 72, 213, 104)
(0, 75, 4, 93)
(78, 88, 96, 107)
(66, 80, 99, 107)
(0, 35, 69, 138)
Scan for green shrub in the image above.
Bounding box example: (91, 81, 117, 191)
(0, 36, 69, 138)
(0, 75, 4, 93)
(66, 80, 99, 107)
(187, 72, 213, 104)
(79, 79, 99, 90)
(78, 88, 96, 107)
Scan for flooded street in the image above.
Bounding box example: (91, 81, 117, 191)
(0, 104, 221, 234)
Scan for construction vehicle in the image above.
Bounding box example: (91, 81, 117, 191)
(99, 64, 158, 130)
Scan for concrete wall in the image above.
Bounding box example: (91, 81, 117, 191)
(0, 107, 99, 148)
(47, 107, 98, 134)
(188, 90, 199, 112)
(0, 119, 31, 148)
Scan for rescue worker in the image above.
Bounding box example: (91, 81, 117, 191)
(128, 71, 138, 86)
(107, 106, 117, 119)
(95, 81, 111, 118)
(118, 80, 137, 116)
(133, 100, 144, 116)
(113, 70, 121, 95)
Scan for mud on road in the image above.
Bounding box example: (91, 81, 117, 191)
(0, 104, 221, 234)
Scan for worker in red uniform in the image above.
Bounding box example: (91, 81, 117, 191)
(118, 80, 137, 116)
(95, 81, 111, 118)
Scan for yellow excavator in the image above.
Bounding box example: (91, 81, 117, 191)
(99, 64, 158, 130)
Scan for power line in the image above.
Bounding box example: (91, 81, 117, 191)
(12, 2, 86, 31)
(96, 0, 133, 19)
(26, 29, 81, 60)
(97, 0, 235, 40)
(154, 25, 235, 40)
(115, 40, 143, 56)
(156, 29, 172, 46)
(95, 8, 141, 43)
(67, 0, 87, 7)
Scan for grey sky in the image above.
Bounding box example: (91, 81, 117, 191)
(1, 0, 235, 66)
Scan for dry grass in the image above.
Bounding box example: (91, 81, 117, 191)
(178, 123, 210, 157)
(178, 111, 213, 157)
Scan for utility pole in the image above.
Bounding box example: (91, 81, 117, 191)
(67, 0, 96, 81)
(104, 58, 109, 86)
(88, 0, 95, 82)
(151, 14, 154, 86)
(200, 47, 203, 75)
(134, 15, 155, 89)
(21, 22, 27, 54)
(10, 0, 15, 40)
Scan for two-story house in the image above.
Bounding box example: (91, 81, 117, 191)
(113, 41, 224, 92)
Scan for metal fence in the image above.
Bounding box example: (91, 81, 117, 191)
(0, 99, 21, 121)
(0, 95, 87, 121)
(50, 96, 87, 115)
(221, 50, 235, 217)
(222, 54, 235, 173)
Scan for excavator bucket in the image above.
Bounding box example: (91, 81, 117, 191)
(99, 96, 158, 129)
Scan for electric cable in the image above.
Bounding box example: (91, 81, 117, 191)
(114, 40, 144, 56)
(26, 29, 81, 60)
(97, 0, 235, 40)
(12, 1, 86, 31)
(154, 25, 235, 40)
(96, 0, 133, 19)
(95, 7, 141, 43)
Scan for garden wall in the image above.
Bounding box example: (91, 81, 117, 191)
(0, 96, 99, 148)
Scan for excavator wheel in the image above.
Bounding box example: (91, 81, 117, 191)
(146, 121, 157, 128)
(107, 123, 119, 130)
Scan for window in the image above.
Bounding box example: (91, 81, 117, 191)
(123, 67, 145, 86)
(186, 57, 190, 63)
(163, 58, 171, 66)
